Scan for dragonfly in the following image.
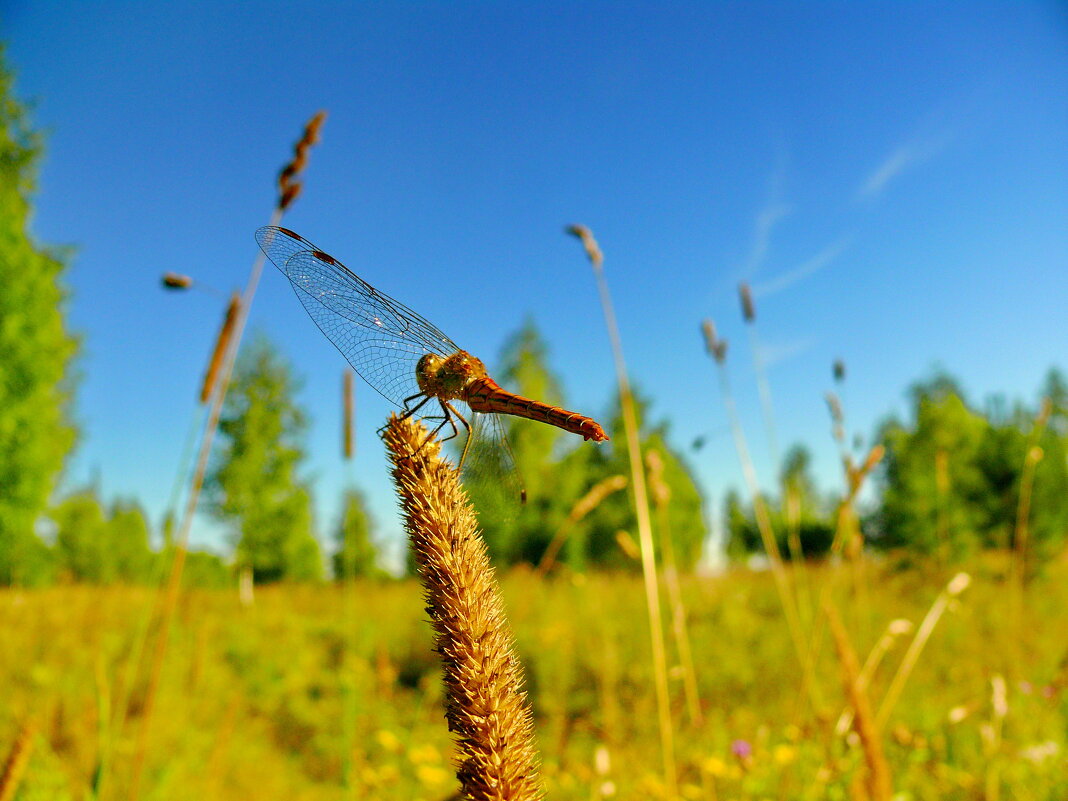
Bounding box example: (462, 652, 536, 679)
(255, 226, 609, 502)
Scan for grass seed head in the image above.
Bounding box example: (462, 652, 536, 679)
(738, 282, 755, 322)
(382, 414, 543, 801)
(161, 272, 193, 290)
(566, 223, 604, 268)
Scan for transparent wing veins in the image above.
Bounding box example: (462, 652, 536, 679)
(255, 226, 461, 407)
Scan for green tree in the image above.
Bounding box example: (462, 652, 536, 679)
(724, 489, 756, 560)
(0, 49, 79, 584)
(52, 490, 112, 583)
(208, 333, 322, 582)
(723, 444, 835, 561)
(108, 499, 155, 582)
(183, 549, 231, 588)
(779, 444, 835, 556)
(1029, 368, 1068, 558)
(333, 487, 382, 579)
(875, 373, 996, 556)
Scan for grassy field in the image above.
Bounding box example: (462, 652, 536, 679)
(1, 556, 1065, 801)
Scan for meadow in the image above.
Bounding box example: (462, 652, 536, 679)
(2, 554, 1065, 801)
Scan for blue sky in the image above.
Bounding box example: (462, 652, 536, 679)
(6, 2, 1068, 564)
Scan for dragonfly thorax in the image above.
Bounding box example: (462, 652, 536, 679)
(416, 351, 489, 400)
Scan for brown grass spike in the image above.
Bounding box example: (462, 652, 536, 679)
(383, 414, 543, 801)
(199, 292, 241, 404)
(825, 602, 892, 801)
(0, 723, 35, 801)
(342, 368, 354, 460)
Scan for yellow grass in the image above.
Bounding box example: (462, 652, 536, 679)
(2, 555, 1065, 800)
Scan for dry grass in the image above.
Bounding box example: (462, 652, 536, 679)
(1, 557, 1067, 800)
(535, 475, 627, 577)
(0, 722, 34, 801)
(825, 601, 892, 801)
(199, 292, 241, 404)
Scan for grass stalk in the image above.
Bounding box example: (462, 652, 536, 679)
(568, 224, 676, 797)
(701, 319, 819, 711)
(126, 110, 326, 801)
(535, 474, 627, 577)
(790, 444, 883, 725)
(834, 618, 912, 736)
(0, 723, 34, 801)
(646, 449, 703, 727)
(383, 414, 542, 801)
(825, 602, 892, 801)
(738, 283, 780, 470)
(876, 572, 971, 729)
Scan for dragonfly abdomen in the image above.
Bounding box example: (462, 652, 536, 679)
(465, 378, 609, 442)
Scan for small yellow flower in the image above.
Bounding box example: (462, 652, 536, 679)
(408, 743, 441, 764)
(375, 729, 403, 753)
(702, 757, 728, 777)
(773, 744, 797, 765)
(415, 764, 450, 787)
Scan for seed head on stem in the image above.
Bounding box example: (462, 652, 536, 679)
(383, 414, 543, 801)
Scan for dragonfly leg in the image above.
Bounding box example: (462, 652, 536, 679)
(443, 401, 473, 470)
(399, 393, 433, 421)
(377, 394, 434, 439)
(413, 409, 454, 456)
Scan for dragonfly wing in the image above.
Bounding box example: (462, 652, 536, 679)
(256, 226, 322, 274)
(460, 409, 527, 510)
(255, 227, 462, 408)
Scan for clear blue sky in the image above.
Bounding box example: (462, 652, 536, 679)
(6, 2, 1068, 564)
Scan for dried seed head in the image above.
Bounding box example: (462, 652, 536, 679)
(701, 319, 718, 355)
(614, 530, 640, 561)
(888, 619, 913, 637)
(199, 293, 241, 404)
(570, 475, 627, 522)
(278, 182, 303, 211)
(162, 272, 193, 290)
(825, 392, 844, 426)
(566, 223, 603, 267)
(833, 359, 846, 382)
(277, 109, 327, 211)
(645, 450, 671, 506)
(342, 369, 354, 461)
(738, 282, 755, 322)
(713, 340, 728, 364)
(947, 572, 972, 596)
(382, 415, 543, 801)
(991, 674, 1008, 720)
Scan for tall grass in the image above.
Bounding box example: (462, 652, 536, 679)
(567, 224, 676, 797)
(701, 318, 819, 712)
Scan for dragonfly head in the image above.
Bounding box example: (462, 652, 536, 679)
(415, 353, 445, 395)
